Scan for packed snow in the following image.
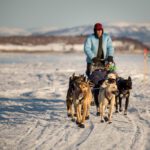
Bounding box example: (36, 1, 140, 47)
(0, 52, 150, 150)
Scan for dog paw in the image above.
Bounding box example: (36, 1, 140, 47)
(78, 123, 85, 128)
(76, 121, 80, 125)
(96, 112, 100, 116)
(104, 116, 109, 122)
(108, 121, 112, 124)
(119, 108, 123, 112)
(74, 114, 77, 117)
(67, 113, 72, 117)
(124, 111, 127, 115)
(71, 118, 76, 122)
(85, 116, 90, 120)
(101, 120, 105, 123)
(115, 110, 119, 113)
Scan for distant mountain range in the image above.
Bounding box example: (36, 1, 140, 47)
(0, 23, 150, 45)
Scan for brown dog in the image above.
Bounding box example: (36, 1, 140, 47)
(75, 81, 92, 128)
(66, 73, 86, 121)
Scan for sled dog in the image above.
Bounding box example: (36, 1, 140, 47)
(115, 76, 132, 115)
(76, 81, 92, 128)
(98, 82, 118, 123)
(66, 73, 86, 120)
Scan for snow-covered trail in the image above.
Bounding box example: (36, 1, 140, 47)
(0, 53, 149, 150)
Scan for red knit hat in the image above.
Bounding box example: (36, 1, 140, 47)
(94, 23, 103, 31)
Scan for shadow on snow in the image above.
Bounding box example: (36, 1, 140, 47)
(0, 97, 66, 124)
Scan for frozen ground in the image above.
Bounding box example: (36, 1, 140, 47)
(0, 52, 150, 150)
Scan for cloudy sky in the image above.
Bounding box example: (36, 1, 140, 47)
(0, 0, 150, 29)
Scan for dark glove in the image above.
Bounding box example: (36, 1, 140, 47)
(107, 56, 114, 63)
(92, 57, 99, 63)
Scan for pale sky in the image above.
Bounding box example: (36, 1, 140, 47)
(0, 0, 150, 29)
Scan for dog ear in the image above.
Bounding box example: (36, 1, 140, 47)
(128, 76, 131, 81)
(115, 73, 118, 78)
(86, 80, 90, 84)
(72, 73, 76, 78)
(105, 80, 109, 86)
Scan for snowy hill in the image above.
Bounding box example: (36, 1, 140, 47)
(42, 25, 93, 36)
(0, 23, 150, 45)
(42, 23, 150, 44)
(29, 26, 58, 35)
(0, 27, 57, 37)
(0, 27, 30, 36)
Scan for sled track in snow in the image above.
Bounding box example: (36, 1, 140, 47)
(74, 119, 94, 149)
(125, 114, 144, 150)
(129, 103, 150, 150)
(17, 120, 39, 146)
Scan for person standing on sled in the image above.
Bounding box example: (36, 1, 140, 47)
(84, 22, 114, 77)
(84, 22, 115, 116)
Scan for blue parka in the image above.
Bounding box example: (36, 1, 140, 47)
(84, 33, 114, 63)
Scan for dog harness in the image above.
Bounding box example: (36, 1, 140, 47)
(120, 90, 129, 98)
(104, 90, 113, 102)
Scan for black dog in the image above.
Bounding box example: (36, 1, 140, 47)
(115, 76, 132, 115)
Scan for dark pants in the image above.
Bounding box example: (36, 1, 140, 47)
(86, 63, 92, 78)
(93, 85, 100, 108)
(86, 63, 99, 109)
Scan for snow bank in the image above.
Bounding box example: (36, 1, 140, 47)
(0, 43, 84, 52)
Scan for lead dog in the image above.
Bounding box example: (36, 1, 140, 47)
(66, 73, 86, 120)
(76, 81, 92, 128)
(98, 82, 118, 123)
(92, 72, 118, 116)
